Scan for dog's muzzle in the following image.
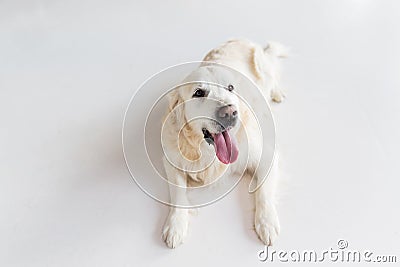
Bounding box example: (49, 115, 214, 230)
(201, 104, 239, 164)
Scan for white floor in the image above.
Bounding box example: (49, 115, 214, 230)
(1, 1, 400, 266)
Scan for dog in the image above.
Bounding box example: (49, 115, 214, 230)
(161, 39, 287, 248)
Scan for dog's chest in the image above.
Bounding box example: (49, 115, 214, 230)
(186, 160, 230, 185)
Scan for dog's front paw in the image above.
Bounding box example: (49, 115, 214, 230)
(162, 212, 189, 248)
(254, 208, 280, 246)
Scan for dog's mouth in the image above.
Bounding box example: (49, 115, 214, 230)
(202, 128, 239, 164)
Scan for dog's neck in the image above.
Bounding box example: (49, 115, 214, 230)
(178, 122, 203, 161)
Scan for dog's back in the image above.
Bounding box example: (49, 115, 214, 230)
(203, 39, 288, 102)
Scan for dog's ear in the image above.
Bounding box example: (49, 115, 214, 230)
(167, 89, 186, 126)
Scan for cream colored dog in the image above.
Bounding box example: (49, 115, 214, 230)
(161, 39, 287, 248)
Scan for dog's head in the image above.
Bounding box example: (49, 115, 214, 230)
(167, 66, 241, 164)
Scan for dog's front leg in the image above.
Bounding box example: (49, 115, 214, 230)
(254, 158, 280, 246)
(162, 158, 189, 248)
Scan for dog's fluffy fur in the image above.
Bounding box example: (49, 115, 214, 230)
(161, 39, 287, 248)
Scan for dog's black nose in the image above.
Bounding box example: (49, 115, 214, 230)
(216, 104, 238, 128)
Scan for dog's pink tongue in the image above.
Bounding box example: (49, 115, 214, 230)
(213, 130, 239, 164)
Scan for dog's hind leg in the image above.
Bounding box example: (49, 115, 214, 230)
(252, 41, 288, 103)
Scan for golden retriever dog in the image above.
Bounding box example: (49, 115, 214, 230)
(161, 39, 287, 248)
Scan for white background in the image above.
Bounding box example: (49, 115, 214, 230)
(1, 1, 399, 266)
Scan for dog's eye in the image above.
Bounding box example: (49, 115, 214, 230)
(227, 84, 234, 92)
(193, 88, 206, 98)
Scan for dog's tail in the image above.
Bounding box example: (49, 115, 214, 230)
(263, 41, 289, 58)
